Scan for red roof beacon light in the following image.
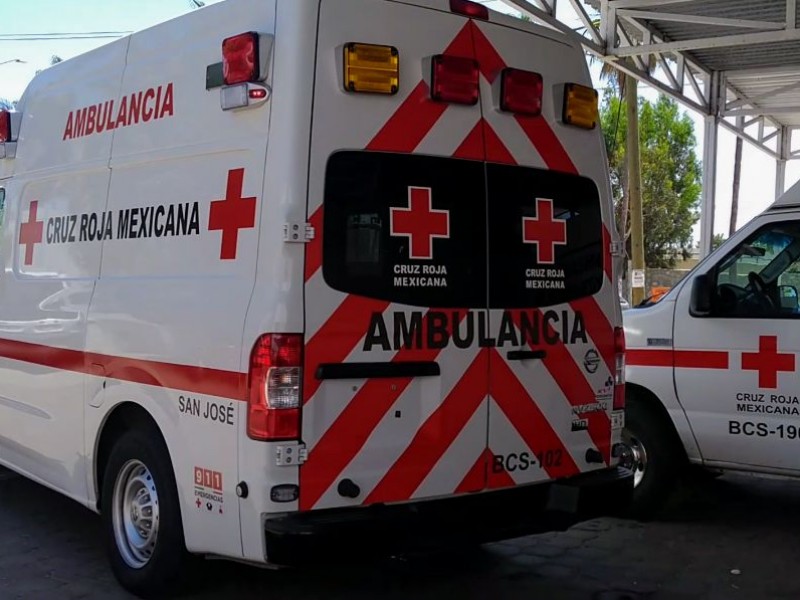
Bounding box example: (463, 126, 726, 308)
(431, 54, 480, 106)
(500, 68, 543, 116)
(0, 110, 11, 143)
(450, 0, 489, 20)
(223, 32, 260, 85)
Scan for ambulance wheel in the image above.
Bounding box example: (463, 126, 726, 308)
(101, 428, 191, 598)
(621, 398, 679, 519)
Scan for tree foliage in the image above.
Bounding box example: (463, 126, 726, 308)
(601, 93, 701, 268)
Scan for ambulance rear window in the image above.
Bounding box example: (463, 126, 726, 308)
(322, 151, 487, 308)
(487, 163, 603, 308)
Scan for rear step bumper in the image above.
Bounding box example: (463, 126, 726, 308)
(263, 466, 633, 565)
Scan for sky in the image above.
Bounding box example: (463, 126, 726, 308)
(2, 0, 799, 243)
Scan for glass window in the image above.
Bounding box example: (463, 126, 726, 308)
(712, 221, 800, 318)
(322, 151, 487, 308)
(487, 163, 603, 308)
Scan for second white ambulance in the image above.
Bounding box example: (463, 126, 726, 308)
(0, 0, 631, 596)
(624, 180, 800, 516)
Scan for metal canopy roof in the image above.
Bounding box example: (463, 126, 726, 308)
(500, 0, 800, 253)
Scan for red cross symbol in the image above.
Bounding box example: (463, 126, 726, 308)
(741, 335, 795, 389)
(19, 201, 44, 266)
(208, 168, 257, 260)
(390, 187, 450, 260)
(522, 198, 567, 264)
(195, 497, 202, 508)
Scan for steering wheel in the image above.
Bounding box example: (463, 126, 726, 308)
(747, 271, 775, 311)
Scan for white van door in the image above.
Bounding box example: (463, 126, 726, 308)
(473, 20, 618, 487)
(673, 214, 800, 472)
(300, 0, 493, 511)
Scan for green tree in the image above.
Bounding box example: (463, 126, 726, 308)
(600, 94, 701, 268)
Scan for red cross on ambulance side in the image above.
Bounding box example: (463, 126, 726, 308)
(522, 198, 567, 264)
(390, 187, 450, 260)
(741, 335, 795, 389)
(208, 168, 257, 260)
(19, 201, 45, 266)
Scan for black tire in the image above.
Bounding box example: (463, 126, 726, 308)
(101, 428, 192, 598)
(622, 397, 682, 520)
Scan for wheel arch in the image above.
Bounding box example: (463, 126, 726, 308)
(626, 382, 689, 465)
(93, 401, 172, 512)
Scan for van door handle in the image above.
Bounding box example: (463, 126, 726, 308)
(315, 361, 440, 380)
(506, 350, 547, 361)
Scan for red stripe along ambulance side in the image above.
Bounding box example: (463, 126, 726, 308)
(300, 0, 630, 514)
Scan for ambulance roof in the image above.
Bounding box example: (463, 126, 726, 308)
(769, 179, 800, 210)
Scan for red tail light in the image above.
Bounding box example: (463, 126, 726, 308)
(223, 32, 259, 85)
(450, 0, 489, 20)
(501, 68, 543, 116)
(248, 334, 303, 441)
(613, 327, 626, 410)
(0, 111, 10, 143)
(431, 54, 480, 105)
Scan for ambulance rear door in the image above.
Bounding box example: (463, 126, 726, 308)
(300, 0, 491, 511)
(473, 19, 618, 486)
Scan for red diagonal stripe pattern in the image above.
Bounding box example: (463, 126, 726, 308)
(453, 120, 486, 160)
(510, 311, 611, 464)
(455, 448, 515, 493)
(300, 314, 463, 511)
(490, 348, 580, 479)
(303, 296, 390, 403)
(571, 296, 615, 373)
(364, 348, 489, 504)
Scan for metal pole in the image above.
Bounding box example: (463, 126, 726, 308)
(627, 76, 646, 306)
(700, 72, 721, 258)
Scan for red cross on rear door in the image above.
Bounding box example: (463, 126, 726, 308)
(390, 187, 450, 260)
(522, 198, 567, 264)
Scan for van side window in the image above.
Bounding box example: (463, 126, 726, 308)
(712, 220, 800, 318)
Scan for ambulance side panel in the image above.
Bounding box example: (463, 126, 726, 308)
(624, 296, 703, 462)
(0, 40, 128, 501)
(238, 0, 318, 563)
(85, 0, 276, 558)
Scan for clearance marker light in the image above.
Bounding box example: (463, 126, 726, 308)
(344, 43, 399, 95)
(450, 0, 489, 20)
(500, 68, 543, 116)
(563, 83, 599, 129)
(431, 54, 480, 105)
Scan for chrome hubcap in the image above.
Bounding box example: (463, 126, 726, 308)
(112, 459, 160, 569)
(620, 431, 648, 488)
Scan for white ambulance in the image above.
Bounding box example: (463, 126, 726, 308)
(0, 0, 631, 596)
(623, 180, 800, 516)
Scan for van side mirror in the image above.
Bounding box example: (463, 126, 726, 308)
(690, 274, 713, 317)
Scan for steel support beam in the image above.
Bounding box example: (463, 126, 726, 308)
(776, 126, 791, 198)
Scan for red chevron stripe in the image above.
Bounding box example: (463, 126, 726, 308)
(364, 348, 489, 504)
(489, 348, 580, 479)
(509, 311, 611, 464)
(300, 313, 463, 510)
(455, 448, 515, 493)
(453, 120, 486, 161)
(303, 296, 390, 404)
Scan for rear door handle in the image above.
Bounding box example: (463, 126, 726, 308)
(506, 350, 547, 361)
(315, 361, 440, 380)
